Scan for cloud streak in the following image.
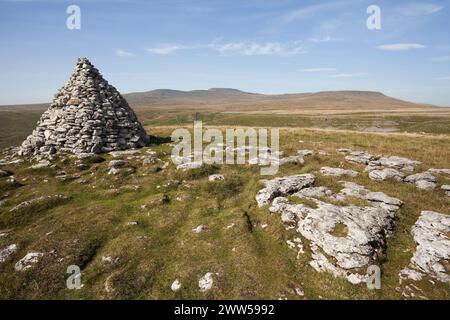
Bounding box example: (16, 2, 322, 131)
(329, 73, 368, 78)
(377, 43, 426, 51)
(282, 1, 351, 23)
(214, 42, 304, 56)
(308, 36, 339, 43)
(115, 49, 135, 57)
(398, 3, 444, 16)
(147, 45, 188, 55)
(146, 41, 305, 56)
(300, 68, 336, 72)
(430, 56, 450, 62)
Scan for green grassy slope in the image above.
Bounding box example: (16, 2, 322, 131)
(0, 127, 449, 299)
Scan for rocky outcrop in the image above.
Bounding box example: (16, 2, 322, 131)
(427, 168, 450, 176)
(0, 244, 17, 263)
(176, 161, 203, 171)
(399, 211, 450, 283)
(345, 151, 376, 165)
(264, 178, 403, 285)
(256, 174, 316, 207)
(320, 167, 359, 177)
(404, 172, 438, 190)
(171, 279, 181, 292)
(298, 201, 397, 284)
(368, 168, 405, 182)
(18, 58, 149, 156)
(367, 156, 421, 172)
(199, 272, 215, 292)
(108, 160, 128, 175)
(208, 174, 225, 182)
(294, 186, 333, 198)
(14, 252, 44, 271)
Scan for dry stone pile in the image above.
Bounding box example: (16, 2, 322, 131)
(18, 58, 149, 156)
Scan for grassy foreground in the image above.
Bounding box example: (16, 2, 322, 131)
(0, 126, 449, 299)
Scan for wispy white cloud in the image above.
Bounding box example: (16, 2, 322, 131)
(282, 2, 349, 23)
(377, 43, 426, 51)
(398, 3, 444, 16)
(308, 36, 339, 43)
(213, 42, 305, 56)
(300, 68, 337, 72)
(435, 76, 450, 80)
(430, 56, 450, 62)
(146, 41, 305, 57)
(147, 44, 187, 55)
(329, 73, 368, 78)
(115, 48, 135, 57)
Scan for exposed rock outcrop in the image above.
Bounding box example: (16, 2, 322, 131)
(256, 174, 316, 207)
(0, 244, 17, 263)
(320, 167, 359, 177)
(263, 177, 403, 285)
(404, 172, 438, 190)
(399, 211, 450, 283)
(14, 252, 44, 271)
(368, 168, 405, 182)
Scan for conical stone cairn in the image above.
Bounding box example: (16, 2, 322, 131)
(19, 58, 150, 156)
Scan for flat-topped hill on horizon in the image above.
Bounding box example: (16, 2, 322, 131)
(2, 89, 449, 119)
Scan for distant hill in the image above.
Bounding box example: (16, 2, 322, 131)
(0, 89, 444, 114)
(121, 88, 441, 114)
(123, 88, 263, 106)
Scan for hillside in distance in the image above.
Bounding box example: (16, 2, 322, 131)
(123, 89, 443, 114)
(0, 89, 443, 114)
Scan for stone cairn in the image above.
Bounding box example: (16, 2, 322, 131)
(19, 58, 149, 156)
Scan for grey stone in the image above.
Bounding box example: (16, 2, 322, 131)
(369, 156, 421, 172)
(399, 211, 450, 283)
(298, 149, 314, 156)
(109, 150, 141, 158)
(320, 167, 359, 177)
(264, 178, 403, 285)
(176, 161, 203, 171)
(256, 174, 316, 207)
(15, 252, 44, 271)
(208, 174, 225, 182)
(30, 160, 51, 169)
(405, 172, 437, 184)
(405, 172, 438, 190)
(369, 168, 405, 182)
(199, 272, 215, 292)
(278, 155, 305, 166)
(298, 202, 397, 284)
(415, 180, 437, 190)
(0, 244, 17, 263)
(345, 151, 376, 165)
(108, 160, 127, 169)
(294, 186, 333, 198)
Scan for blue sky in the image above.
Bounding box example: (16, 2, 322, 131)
(0, 0, 450, 106)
